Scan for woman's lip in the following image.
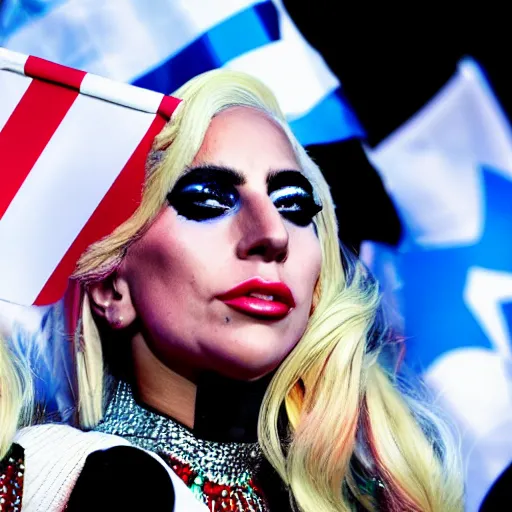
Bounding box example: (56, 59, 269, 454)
(216, 277, 296, 307)
(221, 296, 291, 320)
(217, 277, 295, 319)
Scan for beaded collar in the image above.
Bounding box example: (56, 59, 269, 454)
(94, 381, 269, 511)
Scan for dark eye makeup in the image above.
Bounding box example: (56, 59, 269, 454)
(167, 166, 322, 226)
(267, 170, 322, 227)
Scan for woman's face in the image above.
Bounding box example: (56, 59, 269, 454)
(117, 106, 322, 380)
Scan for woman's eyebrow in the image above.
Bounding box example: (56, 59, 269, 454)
(267, 169, 314, 194)
(180, 165, 246, 186)
(175, 167, 313, 194)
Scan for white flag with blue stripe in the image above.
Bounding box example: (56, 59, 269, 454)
(0, 0, 363, 146)
(365, 59, 512, 512)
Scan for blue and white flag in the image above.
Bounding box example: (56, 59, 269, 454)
(0, 0, 363, 146)
(365, 59, 512, 512)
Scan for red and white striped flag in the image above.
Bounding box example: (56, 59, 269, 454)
(0, 47, 181, 307)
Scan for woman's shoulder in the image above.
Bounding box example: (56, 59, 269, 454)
(13, 424, 133, 511)
(16, 422, 128, 445)
(15, 423, 132, 456)
(12, 424, 209, 511)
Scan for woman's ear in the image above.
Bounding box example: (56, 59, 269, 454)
(87, 273, 136, 330)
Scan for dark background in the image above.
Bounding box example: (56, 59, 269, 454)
(282, 3, 510, 252)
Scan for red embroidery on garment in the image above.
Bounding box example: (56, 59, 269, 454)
(163, 454, 268, 511)
(0, 443, 24, 511)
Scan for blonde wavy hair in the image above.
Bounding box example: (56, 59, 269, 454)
(70, 70, 463, 511)
(0, 335, 33, 459)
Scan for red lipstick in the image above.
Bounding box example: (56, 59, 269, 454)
(217, 277, 295, 320)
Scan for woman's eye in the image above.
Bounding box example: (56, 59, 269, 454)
(270, 186, 322, 227)
(167, 183, 238, 221)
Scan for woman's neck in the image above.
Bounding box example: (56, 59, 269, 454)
(131, 335, 196, 428)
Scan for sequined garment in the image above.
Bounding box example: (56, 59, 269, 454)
(0, 443, 24, 512)
(95, 382, 269, 512)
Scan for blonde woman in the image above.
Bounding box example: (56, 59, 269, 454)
(2, 68, 463, 511)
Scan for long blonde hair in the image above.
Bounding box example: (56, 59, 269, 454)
(0, 334, 33, 459)
(72, 69, 463, 511)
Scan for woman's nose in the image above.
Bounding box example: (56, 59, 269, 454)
(236, 195, 289, 263)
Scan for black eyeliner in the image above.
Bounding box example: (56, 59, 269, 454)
(167, 166, 322, 226)
(167, 166, 240, 222)
(266, 170, 315, 196)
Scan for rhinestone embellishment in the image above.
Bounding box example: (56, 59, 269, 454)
(0, 443, 24, 512)
(165, 455, 267, 511)
(95, 381, 269, 511)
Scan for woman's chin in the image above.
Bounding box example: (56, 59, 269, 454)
(210, 355, 285, 382)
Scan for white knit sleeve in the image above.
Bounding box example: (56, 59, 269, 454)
(15, 424, 133, 512)
(14, 424, 209, 512)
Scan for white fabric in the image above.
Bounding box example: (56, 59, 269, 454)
(15, 424, 208, 511)
(0, 46, 27, 74)
(0, 75, 157, 305)
(80, 72, 165, 113)
(0, 57, 31, 132)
